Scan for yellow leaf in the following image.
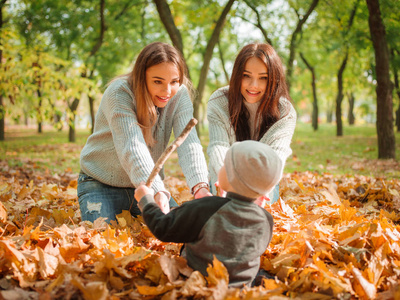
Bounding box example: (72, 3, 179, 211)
(116, 210, 134, 228)
(135, 283, 175, 296)
(52, 209, 74, 224)
(72, 277, 109, 300)
(205, 255, 229, 287)
(180, 271, 207, 297)
(352, 267, 376, 300)
(36, 247, 58, 278)
(0, 201, 7, 221)
(270, 253, 301, 267)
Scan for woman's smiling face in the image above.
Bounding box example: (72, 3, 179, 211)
(240, 57, 268, 104)
(146, 62, 180, 108)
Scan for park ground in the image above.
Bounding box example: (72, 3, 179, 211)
(1, 122, 400, 179)
(0, 122, 400, 299)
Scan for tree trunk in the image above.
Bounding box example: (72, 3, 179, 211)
(347, 92, 355, 125)
(153, 0, 184, 54)
(89, 95, 95, 133)
(0, 0, 7, 141)
(392, 49, 400, 132)
(327, 106, 333, 123)
(366, 0, 396, 159)
(89, 0, 106, 57)
(86, 0, 106, 133)
(396, 104, 400, 132)
(140, 1, 146, 47)
(0, 95, 4, 141)
(299, 52, 318, 131)
(336, 53, 348, 137)
(154, 0, 235, 131)
(37, 89, 42, 133)
(286, 0, 319, 93)
(194, 0, 235, 125)
(68, 98, 80, 142)
(218, 40, 230, 84)
(334, 1, 358, 135)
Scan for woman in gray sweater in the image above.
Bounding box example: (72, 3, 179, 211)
(78, 42, 211, 223)
(207, 43, 297, 205)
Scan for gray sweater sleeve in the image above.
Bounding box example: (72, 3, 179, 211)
(101, 81, 167, 193)
(80, 81, 209, 194)
(207, 88, 232, 191)
(258, 97, 297, 166)
(172, 88, 209, 189)
(207, 86, 297, 192)
(79, 79, 167, 194)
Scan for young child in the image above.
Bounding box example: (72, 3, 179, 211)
(134, 140, 283, 288)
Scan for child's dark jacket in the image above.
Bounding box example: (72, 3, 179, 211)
(138, 192, 274, 288)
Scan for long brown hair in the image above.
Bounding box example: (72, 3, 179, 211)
(228, 43, 290, 141)
(127, 42, 189, 146)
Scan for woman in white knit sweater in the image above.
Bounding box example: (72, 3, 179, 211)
(78, 42, 211, 223)
(207, 43, 297, 205)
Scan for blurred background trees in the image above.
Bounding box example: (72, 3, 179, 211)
(0, 0, 399, 158)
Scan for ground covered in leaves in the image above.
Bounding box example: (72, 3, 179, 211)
(1, 159, 400, 299)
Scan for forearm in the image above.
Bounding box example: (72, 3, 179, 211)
(173, 106, 209, 190)
(259, 102, 297, 164)
(207, 115, 231, 191)
(139, 195, 199, 243)
(109, 111, 167, 193)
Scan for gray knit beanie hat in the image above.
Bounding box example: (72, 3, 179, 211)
(224, 141, 283, 199)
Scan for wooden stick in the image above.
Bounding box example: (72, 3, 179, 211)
(146, 118, 198, 187)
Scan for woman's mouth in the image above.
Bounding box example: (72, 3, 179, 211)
(157, 96, 170, 102)
(246, 90, 260, 96)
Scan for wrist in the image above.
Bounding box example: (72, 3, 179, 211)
(191, 182, 210, 197)
(155, 190, 170, 199)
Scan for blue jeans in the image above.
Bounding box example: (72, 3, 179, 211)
(270, 183, 280, 204)
(77, 172, 178, 223)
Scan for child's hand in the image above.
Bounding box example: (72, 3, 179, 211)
(194, 188, 212, 199)
(255, 195, 269, 208)
(134, 183, 154, 202)
(154, 192, 170, 214)
(215, 181, 226, 197)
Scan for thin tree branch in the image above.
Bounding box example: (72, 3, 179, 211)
(114, 0, 144, 21)
(146, 118, 198, 187)
(242, 0, 273, 45)
(153, 0, 183, 54)
(89, 0, 106, 57)
(218, 40, 230, 83)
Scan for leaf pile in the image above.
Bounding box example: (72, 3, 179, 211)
(1, 161, 400, 299)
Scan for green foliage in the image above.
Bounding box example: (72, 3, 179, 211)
(1, 0, 400, 145)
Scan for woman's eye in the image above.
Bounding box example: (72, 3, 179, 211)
(243, 74, 250, 78)
(154, 80, 162, 84)
(171, 80, 179, 85)
(261, 76, 268, 80)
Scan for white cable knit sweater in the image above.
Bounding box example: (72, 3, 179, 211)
(207, 86, 297, 194)
(80, 78, 209, 195)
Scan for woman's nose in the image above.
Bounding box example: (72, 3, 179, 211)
(249, 78, 259, 88)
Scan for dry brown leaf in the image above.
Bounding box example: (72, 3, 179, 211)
(352, 267, 377, 300)
(2, 164, 400, 299)
(205, 255, 229, 287)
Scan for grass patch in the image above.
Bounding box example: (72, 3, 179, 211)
(1, 122, 399, 179)
(1, 126, 91, 174)
(285, 122, 400, 178)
